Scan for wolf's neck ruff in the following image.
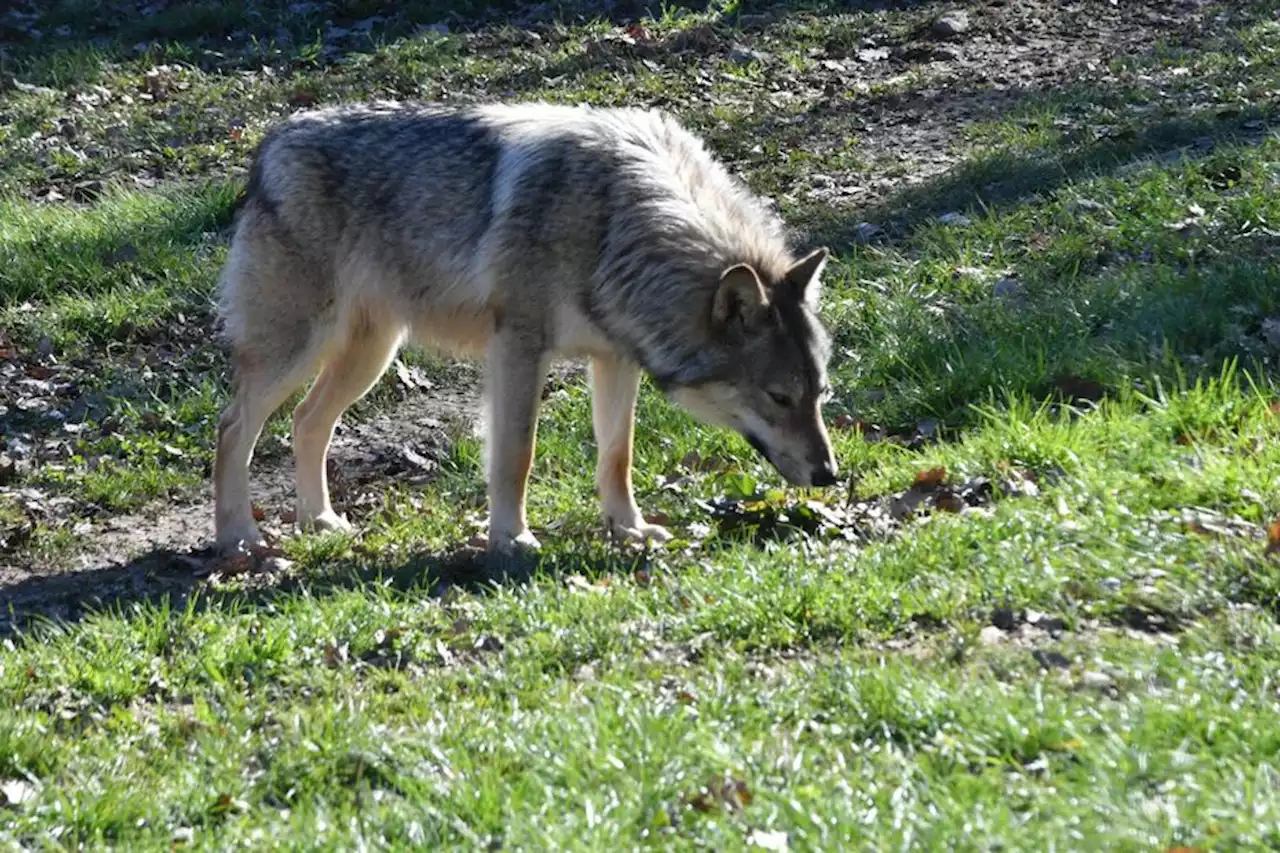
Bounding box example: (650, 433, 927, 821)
(212, 100, 839, 559)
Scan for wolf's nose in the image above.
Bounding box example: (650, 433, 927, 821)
(810, 462, 838, 487)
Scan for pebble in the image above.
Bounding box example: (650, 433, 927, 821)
(1080, 670, 1114, 689)
(993, 277, 1024, 302)
(932, 11, 971, 39)
(979, 625, 1005, 646)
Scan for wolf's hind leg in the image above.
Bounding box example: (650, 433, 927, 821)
(589, 355, 672, 546)
(291, 315, 404, 534)
(484, 329, 550, 555)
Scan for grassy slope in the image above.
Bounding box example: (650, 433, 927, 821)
(2, 0, 1280, 849)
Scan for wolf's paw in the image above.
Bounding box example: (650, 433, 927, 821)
(608, 516, 673, 547)
(300, 509, 354, 535)
(216, 525, 267, 556)
(488, 528, 542, 555)
(481, 528, 543, 578)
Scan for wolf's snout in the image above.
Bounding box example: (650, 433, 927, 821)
(809, 460, 838, 487)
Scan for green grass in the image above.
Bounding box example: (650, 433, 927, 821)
(3, 0, 1280, 848)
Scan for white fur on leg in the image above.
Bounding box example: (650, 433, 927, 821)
(589, 355, 671, 546)
(482, 335, 549, 555)
(214, 402, 268, 552)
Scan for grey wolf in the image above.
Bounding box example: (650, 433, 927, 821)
(212, 100, 839, 557)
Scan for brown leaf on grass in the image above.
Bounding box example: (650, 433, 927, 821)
(141, 68, 170, 101)
(829, 409, 860, 427)
(678, 450, 731, 473)
(210, 793, 246, 815)
(288, 89, 316, 108)
(934, 492, 966, 513)
(323, 643, 349, 668)
(1266, 518, 1280, 558)
(684, 777, 753, 814)
(913, 466, 948, 488)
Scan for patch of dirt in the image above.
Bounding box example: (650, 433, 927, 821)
(0, 384, 478, 624)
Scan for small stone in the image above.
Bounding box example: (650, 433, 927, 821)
(728, 43, 769, 65)
(931, 11, 970, 39)
(1261, 316, 1280, 350)
(979, 625, 1005, 645)
(993, 276, 1024, 302)
(1068, 197, 1107, 214)
(1080, 670, 1113, 689)
(937, 211, 971, 226)
(1026, 611, 1066, 633)
(853, 222, 883, 243)
(0, 778, 37, 806)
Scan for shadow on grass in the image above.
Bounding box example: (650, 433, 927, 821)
(0, 538, 651, 636)
(1, 0, 725, 89)
(806, 105, 1277, 247)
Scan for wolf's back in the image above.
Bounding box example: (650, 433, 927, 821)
(218, 101, 793, 368)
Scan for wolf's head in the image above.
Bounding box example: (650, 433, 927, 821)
(668, 248, 839, 488)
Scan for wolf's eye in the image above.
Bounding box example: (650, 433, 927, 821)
(767, 391, 794, 409)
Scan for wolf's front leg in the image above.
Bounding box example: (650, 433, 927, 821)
(589, 355, 672, 546)
(484, 329, 550, 555)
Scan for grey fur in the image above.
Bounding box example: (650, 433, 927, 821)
(213, 100, 838, 555)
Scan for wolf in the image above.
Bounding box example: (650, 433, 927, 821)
(213, 100, 839, 557)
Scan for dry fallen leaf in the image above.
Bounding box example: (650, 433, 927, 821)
(1266, 518, 1280, 558)
(913, 466, 948, 488)
(323, 643, 349, 667)
(685, 777, 754, 814)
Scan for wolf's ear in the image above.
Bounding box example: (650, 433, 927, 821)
(784, 247, 830, 308)
(713, 264, 770, 333)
